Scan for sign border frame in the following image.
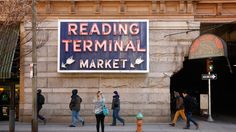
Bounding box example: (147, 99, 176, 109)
(57, 19, 149, 73)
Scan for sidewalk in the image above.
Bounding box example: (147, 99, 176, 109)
(1, 120, 236, 132)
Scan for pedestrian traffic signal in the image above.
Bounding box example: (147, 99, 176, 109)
(206, 59, 213, 72)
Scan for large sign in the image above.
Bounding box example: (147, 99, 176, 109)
(58, 20, 149, 73)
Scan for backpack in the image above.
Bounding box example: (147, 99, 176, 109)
(190, 96, 198, 110)
(103, 105, 109, 116)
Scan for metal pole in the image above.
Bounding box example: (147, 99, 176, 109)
(207, 72, 214, 121)
(9, 84, 15, 132)
(32, 0, 38, 131)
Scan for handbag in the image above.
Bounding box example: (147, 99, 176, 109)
(103, 106, 109, 116)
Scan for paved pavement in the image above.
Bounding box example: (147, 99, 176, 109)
(1, 119, 236, 132)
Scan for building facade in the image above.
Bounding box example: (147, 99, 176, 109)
(18, 0, 236, 123)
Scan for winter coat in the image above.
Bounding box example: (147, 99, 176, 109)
(69, 94, 82, 112)
(94, 97, 105, 114)
(37, 93, 45, 109)
(183, 95, 192, 112)
(111, 94, 120, 109)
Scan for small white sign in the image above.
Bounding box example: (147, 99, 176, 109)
(201, 74, 217, 80)
(30, 63, 33, 78)
(200, 94, 208, 110)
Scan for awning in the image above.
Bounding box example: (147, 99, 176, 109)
(189, 33, 233, 73)
(189, 34, 228, 59)
(0, 24, 19, 79)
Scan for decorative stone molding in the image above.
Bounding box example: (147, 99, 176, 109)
(217, 3, 222, 16)
(70, 1, 76, 14)
(151, 0, 157, 14)
(45, 1, 51, 14)
(34, 0, 236, 22)
(159, 1, 165, 13)
(179, 0, 185, 13)
(95, 0, 101, 14)
(120, 0, 125, 13)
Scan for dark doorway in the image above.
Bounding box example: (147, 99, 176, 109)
(170, 58, 205, 115)
(170, 57, 236, 116)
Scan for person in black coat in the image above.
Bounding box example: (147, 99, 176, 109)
(110, 91, 125, 126)
(37, 89, 46, 125)
(69, 89, 85, 127)
(182, 92, 199, 129)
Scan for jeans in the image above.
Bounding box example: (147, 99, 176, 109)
(71, 110, 84, 126)
(96, 113, 105, 132)
(112, 108, 124, 125)
(185, 111, 198, 128)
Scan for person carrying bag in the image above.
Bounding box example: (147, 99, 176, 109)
(94, 91, 106, 132)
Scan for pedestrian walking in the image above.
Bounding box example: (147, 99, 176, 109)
(69, 89, 85, 127)
(37, 89, 47, 125)
(182, 91, 199, 129)
(110, 91, 125, 126)
(94, 91, 105, 132)
(169, 91, 187, 127)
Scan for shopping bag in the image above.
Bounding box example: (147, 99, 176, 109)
(103, 106, 109, 116)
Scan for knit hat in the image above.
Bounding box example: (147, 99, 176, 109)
(113, 91, 118, 95)
(37, 89, 42, 94)
(72, 89, 78, 95)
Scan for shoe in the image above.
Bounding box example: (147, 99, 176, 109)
(169, 123, 175, 127)
(82, 121, 85, 126)
(43, 119, 47, 125)
(122, 121, 125, 126)
(110, 124, 116, 126)
(69, 125, 76, 127)
(196, 124, 199, 129)
(183, 127, 190, 129)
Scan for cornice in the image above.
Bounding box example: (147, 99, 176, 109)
(1, 0, 236, 23)
(197, 0, 236, 3)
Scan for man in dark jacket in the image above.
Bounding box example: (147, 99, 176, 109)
(182, 92, 199, 129)
(69, 89, 85, 127)
(37, 89, 46, 125)
(110, 91, 125, 126)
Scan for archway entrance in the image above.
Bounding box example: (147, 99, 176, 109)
(170, 23, 236, 119)
(170, 58, 204, 115)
